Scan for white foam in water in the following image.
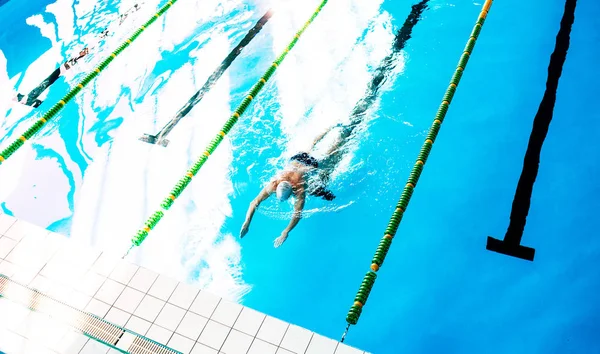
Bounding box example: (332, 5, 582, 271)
(66, 0, 252, 300)
(0, 0, 405, 302)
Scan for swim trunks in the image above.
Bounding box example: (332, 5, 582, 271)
(290, 152, 319, 168)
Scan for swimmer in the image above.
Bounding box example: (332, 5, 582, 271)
(240, 125, 348, 248)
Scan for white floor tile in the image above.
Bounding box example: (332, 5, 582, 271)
(197, 319, 230, 351)
(335, 343, 365, 354)
(85, 298, 111, 318)
(210, 299, 242, 327)
(190, 343, 218, 354)
(109, 260, 139, 285)
(247, 338, 277, 354)
(305, 334, 338, 354)
(0, 328, 25, 354)
(133, 294, 165, 322)
(276, 348, 294, 354)
(53, 330, 89, 354)
(155, 303, 186, 331)
(95, 279, 125, 305)
(167, 333, 195, 354)
(128, 267, 158, 293)
(3, 219, 47, 242)
(105, 306, 131, 327)
(0, 298, 30, 331)
(146, 324, 173, 345)
(75, 271, 106, 297)
(0, 213, 17, 235)
(220, 329, 253, 354)
(80, 338, 110, 354)
(280, 324, 313, 354)
(233, 307, 265, 337)
(168, 282, 199, 310)
(176, 311, 208, 341)
(189, 290, 220, 318)
(256, 316, 289, 346)
(0, 236, 17, 258)
(0, 260, 18, 277)
(67, 290, 92, 310)
(91, 252, 120, 277)
(5, 233, 58, 271)
(29, 274, 52, 293)
(113, 286, 145, 314)
(11, 266, 38, 285)
(148, 274, 178, 301)
(125, 315, 152, 336)
(22, 339, 56, 354)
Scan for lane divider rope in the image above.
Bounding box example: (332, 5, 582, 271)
(128, 0, 330, 252)
(342, 0, 494, 338)
(0, 0, 179, 166)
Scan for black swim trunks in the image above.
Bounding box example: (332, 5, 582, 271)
(290, 152, 319, 168)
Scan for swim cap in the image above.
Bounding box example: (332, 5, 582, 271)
(276, 181, 293, 201)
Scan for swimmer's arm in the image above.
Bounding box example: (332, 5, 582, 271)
(282, 190, 306, 235)
(240, 180, 276, 237)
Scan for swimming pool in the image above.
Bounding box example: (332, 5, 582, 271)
(1, 0, 599, 352)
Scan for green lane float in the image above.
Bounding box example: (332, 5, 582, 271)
(342, 0, 494, 338)
(129, 0, 330, 250)
(0, 0, 179, 166)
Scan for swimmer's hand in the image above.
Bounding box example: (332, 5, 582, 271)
(274, 231, 289, 248)
(240, 221, 250, 238)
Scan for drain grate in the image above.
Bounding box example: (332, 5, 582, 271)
(0, 274, 181, 354)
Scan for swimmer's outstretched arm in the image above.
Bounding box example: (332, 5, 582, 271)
(240, 180, 276, 238)
(274, 189, 306, 248)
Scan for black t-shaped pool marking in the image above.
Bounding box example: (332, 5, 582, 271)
(486, 0, 577, 262)
(139, 10, 273, 147)
(12, 3, 143, 108)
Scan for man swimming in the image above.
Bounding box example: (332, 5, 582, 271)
(239, 125, 349, 248)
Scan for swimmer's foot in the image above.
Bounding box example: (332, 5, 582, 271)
(274, 233, 288, 248)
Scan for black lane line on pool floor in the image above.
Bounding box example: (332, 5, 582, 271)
(314, 0, 430, 189)
(12, 3, 143, 109)
(139, 9, 273, 147)
(486, 0, 577, 262)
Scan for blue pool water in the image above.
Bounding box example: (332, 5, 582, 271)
(1, 0, 599, 353)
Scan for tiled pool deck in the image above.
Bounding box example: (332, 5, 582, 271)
(0, 213, 367, 354)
